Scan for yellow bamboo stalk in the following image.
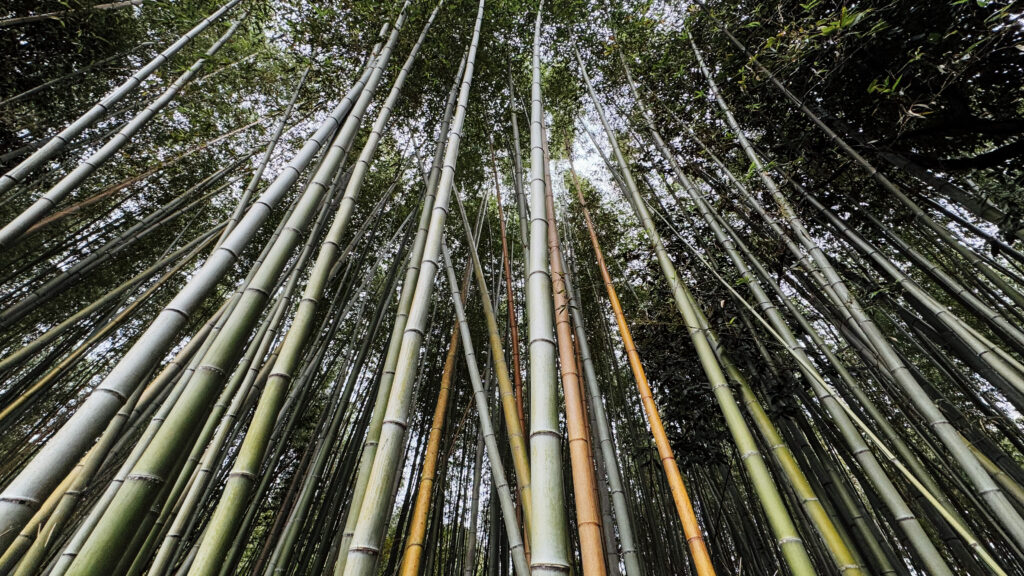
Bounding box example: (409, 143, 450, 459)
(398, 323, 461, 576)
(569, 158, 716, 576)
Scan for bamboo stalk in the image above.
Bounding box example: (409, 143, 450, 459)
(525, 4, 571, 574)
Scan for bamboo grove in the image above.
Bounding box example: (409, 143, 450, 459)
(0, 0, 1022, 574)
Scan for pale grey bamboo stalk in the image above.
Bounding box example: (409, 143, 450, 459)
(441, 242, 531, 576)
(0, 48, 378, 552)
(0, 382, 143, 576)
(0, 0, 243, 196)
(525, 4, 570, 575)
(340, 1, 485, 572)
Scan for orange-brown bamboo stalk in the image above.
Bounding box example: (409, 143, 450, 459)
(544, 137, 606, 575)
(569, 156, 716, 576)
(488, 136, 527, 436)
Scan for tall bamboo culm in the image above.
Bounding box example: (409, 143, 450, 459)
(340, 1, 485, 572)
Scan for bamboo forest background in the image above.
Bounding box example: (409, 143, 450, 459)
(0, 0, 1022, 574)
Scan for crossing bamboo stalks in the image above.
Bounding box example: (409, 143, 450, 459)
(143, 248, 301, 576)
(440, 241, 532, 576)
(261, 216, 411, 576)
(398, 163, 489, 576)
(157, 187, 382, 575)
(0, 0, 244, 197)
(642, 161, 962, 572)
(0, 39, 381, 554)
(570, 156, 715, 576)
(398, 297, 465, 576)
(341, 1, 484, 571)
(217, 65, 311, 246)
(688, 32, 1024, 553)
(0, 12, 250, 246)
(451, 183, 535, 535)
(0, 221, 219, 376)
(0, 225, 222, 427)
(0, 155, 250, 328)
(694, 8, 1024, 248)
(333, 48, 468, 576)
(652, 71, 1008, 569)
(60, 42, 387, 570)
(651, 185, 1012, 575)
(0, 385, 141, 575)
(618, 57, 921, 575)
(579, 49, 816, 576)
(188, 4, 435, 570)
(61, 157, 346, 575)
(640, 103, 978, 557)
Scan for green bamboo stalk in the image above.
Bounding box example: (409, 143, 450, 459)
(440, 241, 531, 576)
(332, 48, 468, 576)
(340, 2, 485, 572)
